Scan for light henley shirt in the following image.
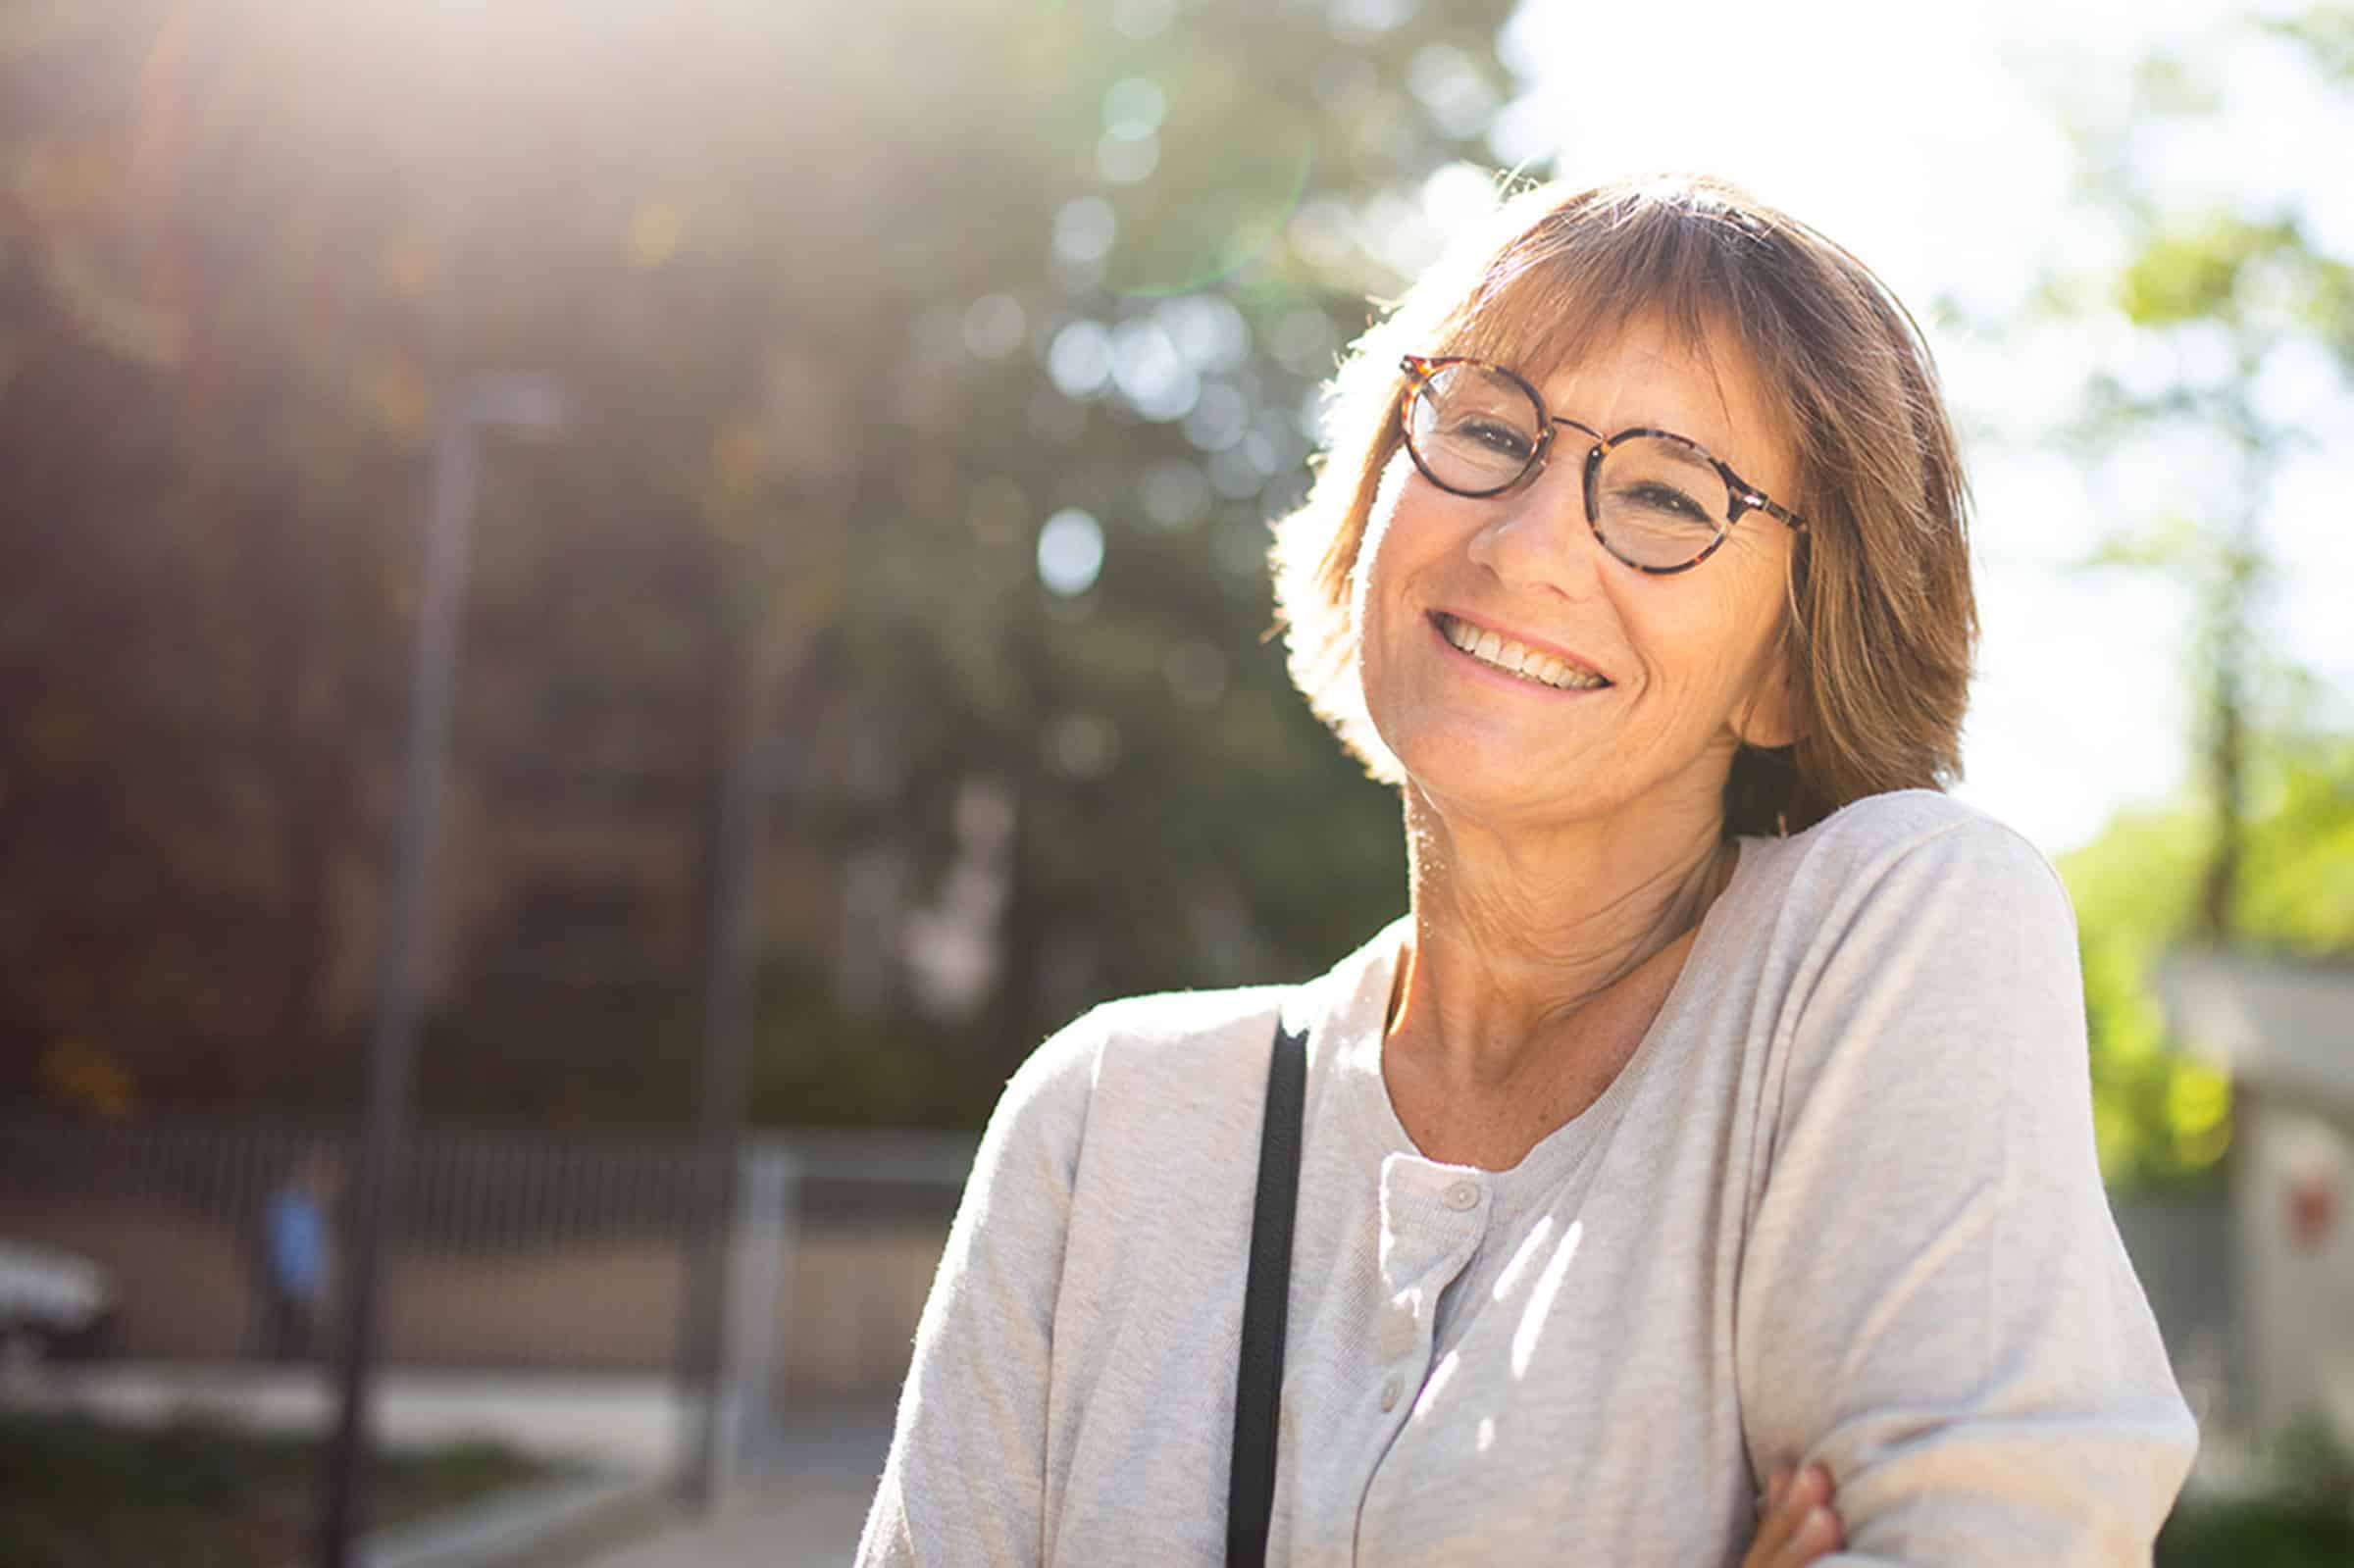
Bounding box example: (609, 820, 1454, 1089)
(855, 790, 2198, 1565)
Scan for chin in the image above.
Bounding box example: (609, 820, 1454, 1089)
(1391, 729, 1594, 821)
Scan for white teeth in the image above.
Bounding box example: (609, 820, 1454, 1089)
(1438, 614, 1606, 691)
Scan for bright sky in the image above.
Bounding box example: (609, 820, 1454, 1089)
(1491, 0, 2354, 854)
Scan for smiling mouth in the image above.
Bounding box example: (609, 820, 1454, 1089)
(1432, 612, 1612, 691)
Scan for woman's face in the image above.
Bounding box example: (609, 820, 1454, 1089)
(1353, 314, 1802, 837)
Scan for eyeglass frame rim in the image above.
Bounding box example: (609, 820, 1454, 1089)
(1397, 353, 1808, 578)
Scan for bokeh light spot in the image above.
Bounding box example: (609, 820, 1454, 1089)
(627, 201, 686, 270)
(963, 294, 1027, 360)
(1163, 641, 1228, 708)
(1110, 318, 1198, 421)
(1097, 129, 1159, 185)
(1045, 711, 1120, 781)
(1156, 294, 1252, 373)
(1103, 77, 1168, 139)
(1287, 197, 1356, 268)
(1141, 459, 1212, 529)
(1420, 161, 1503, 230)
(1407, 45, 1496, 139)
(1311, 54, 1378, 113)
(1111, 0, 1175, 40)
(1038, 508, 1105, 595)
(1053, 197, 1117, 264)
(1183, 381, 1249, 451)
(1048, 320, 1113, 398)
(1328, 0, 1418, 46)
(1268, 308, 1339, 379)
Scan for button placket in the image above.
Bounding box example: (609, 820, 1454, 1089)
(1376, 1301, 1418, 1360)
(1371, 1155, 1493, 1434)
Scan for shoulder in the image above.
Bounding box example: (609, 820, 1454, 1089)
(1767, 789, 2072, 931)
(1727, 791, 2082, 1051)
(1740, 797, 2102, 1192)
(988, 983, 1290, 1150)
(1798, 788, 2051, 873)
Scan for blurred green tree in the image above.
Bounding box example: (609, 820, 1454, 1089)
(2030, 5, 2354, 1189)
(0, 0, 1522, 1128)
(2062, 732, 2354, 1190)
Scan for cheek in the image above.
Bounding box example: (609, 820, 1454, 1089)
(1350, 459, 1415, 600)
(1623, 578, 1788, 714)
(1711, 590, 1799, 730)
(1349, 459, 1434, 654)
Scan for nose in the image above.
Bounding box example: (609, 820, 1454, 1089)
(1461, 458, 1607, 600)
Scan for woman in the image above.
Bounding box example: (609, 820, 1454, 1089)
(857, 175, 2196, 1565)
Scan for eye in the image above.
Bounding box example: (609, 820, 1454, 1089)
(1445, 415, 1535, 462)
(1622, 481, 1715, 525)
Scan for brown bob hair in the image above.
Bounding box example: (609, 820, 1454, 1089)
(1269, 174, 1977, 838)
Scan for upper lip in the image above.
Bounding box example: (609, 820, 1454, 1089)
(1432, 609, 1612, 684)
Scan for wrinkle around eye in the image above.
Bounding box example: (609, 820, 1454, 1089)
(1451, 418, 1534, 456)
(1611, 481, 1714, 523)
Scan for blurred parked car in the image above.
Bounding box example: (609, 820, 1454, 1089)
(0, 1239, 118, 1363)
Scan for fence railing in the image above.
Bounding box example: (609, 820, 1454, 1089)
(0, 1115, 974, 1411)
(0, 1116, 2238, 1453)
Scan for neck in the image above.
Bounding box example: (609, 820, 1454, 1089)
(1387, 789, 1735, 1094)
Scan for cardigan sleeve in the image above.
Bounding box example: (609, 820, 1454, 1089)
(1734, 812, 2197, 1564)
(854, 1017, 1100, 1567)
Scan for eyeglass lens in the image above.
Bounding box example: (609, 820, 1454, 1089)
(1407, 361, 1732, 572)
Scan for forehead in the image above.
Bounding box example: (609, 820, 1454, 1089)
(1511, 316, 1793, 493)
(1442, 262, 1798, 481)
(1545, 319, 1760, 435)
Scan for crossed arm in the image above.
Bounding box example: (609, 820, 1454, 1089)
(1733, 821, 2197, 1563)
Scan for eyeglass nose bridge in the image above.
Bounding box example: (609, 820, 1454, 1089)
(1498, 425, 1651, 575)
(1519, 415, 1603, 494)
(1479, 418, 1618, 557)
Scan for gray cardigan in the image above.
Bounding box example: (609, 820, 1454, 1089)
(856, 790, 2196, 1565)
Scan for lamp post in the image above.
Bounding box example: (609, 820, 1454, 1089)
(673, 640, 799, 1510)
(320, 375, 564, 1568)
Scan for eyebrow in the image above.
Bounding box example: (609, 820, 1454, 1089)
(1525, 349, 1765, 468)
(1537, 398, 1744, 465)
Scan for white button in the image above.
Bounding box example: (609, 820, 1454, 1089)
(1380, 1376, 1403, 1412)
(1442, 1180, 1481, 1212)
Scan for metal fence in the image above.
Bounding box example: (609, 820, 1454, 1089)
(2112, 1193, 2239, 1433)
(0, 1116, 2240, 1458)
(0, 1116, 974, 1413)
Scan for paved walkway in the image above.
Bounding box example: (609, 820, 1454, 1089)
(6, 1363, 682, 1475)
(581, 1474, 873, 1568)
(8, 1365, 892, 1565)
(580, 1406, 891, 1567)
(574, 1469, 871, 1563)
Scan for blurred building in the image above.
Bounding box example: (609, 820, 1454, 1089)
(2164, 954, 2354, 1447)
(304, 634, 887, 1041)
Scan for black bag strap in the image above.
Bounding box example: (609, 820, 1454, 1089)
(1227, 1014, 1307, 1568)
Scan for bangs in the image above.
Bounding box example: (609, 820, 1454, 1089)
(1424, 182, 1801, 455)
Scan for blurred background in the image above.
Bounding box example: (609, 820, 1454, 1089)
(1, 0, 2351, 1563)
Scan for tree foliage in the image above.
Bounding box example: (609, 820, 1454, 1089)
(2063, 733, 2354, 1191)
(0, 0, 1520, 1128)
(2037, 6, 2354, 1190)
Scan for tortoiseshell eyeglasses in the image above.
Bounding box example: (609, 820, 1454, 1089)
(1400, 354, 1806, 576)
